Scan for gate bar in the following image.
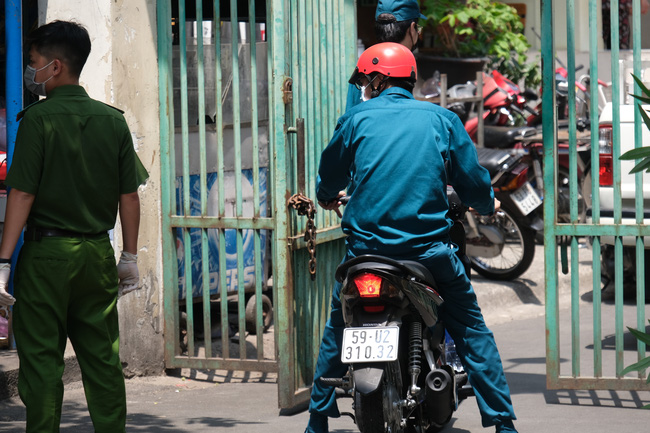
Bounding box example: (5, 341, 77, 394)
(542, 0, 560, 386)
(159, 0, 182, 366)
(194, 0, 213, 361)
(269, 0, 295, 409)
(587, 0, 603, 378)
(248, 0, 266, 355)
(564, 0, 580, 378)
(632, 0, 647, 378)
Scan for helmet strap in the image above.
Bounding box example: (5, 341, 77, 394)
(370, 75, 390, 98)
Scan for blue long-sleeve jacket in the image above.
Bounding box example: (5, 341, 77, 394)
(316, 87, 494, 258)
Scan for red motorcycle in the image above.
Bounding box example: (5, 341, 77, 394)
(461, 71, 539, 142)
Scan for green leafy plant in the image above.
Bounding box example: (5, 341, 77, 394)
(620, 74, 650, 172)
(421, 0, 540, 88)
(620, 320, 650, 407)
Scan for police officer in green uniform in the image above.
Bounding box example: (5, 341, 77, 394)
(0, 21, 148, 432)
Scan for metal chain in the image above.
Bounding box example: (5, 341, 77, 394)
(288, 193, 317, 280)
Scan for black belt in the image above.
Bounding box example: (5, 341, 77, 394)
(24, 227, 107, 242)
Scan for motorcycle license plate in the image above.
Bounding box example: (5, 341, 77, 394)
(341, 326, 399, 363)
(511, 182, 542, 215)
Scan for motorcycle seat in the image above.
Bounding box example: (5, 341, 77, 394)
(336, 255, 437, 287)
(483, 125, 537, 149)
(400, 260, 436, 285)
(475, 147, 520, 177)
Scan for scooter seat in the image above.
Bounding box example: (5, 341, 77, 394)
(399, 260, 436, 285)
(475, 147, 520, 177)
(483, 125, 537, 149)
(336, 255, 436, 287)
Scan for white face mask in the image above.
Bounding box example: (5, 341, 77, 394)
(360, 84, 370, 102)
(23, 60, 55, 96)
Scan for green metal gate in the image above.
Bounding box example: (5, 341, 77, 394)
(268, 0, 356, 409)
(158, 0, 355, 409)
(542, 0, 649, 390)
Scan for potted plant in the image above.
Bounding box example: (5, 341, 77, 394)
(418, 0, 540, 88)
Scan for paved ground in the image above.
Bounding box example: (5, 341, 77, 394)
(2, 243, 649, 432)
(1, 312, 649, 432)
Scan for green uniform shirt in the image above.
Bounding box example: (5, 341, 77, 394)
(6, 85, 149, 233)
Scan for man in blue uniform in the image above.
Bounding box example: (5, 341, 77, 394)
(346, 0, 425, 111)
(305, 43, 519, 433)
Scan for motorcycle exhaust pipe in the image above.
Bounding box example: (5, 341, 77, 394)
(424, 368, 454, 426)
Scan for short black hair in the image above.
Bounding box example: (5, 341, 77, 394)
(375, 14, 417, 43)
(26, 20, 91, 78)
(388, 77, 415, 93)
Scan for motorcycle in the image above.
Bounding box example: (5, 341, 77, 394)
(481, 123, 592, 226)
(316, 146, 539, 429)
(458, 146, 542, 281)
(443, 69, 592, 228)
(456, 71, 539, 142)
(321, 254, 473, 433)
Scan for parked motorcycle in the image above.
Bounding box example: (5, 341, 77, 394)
(482, 124, 591, 225)
(458, 71, 538, 142)
(443, 69, 593, 228)
(321, 254, 473, 433)
(456, 147, 542, 280)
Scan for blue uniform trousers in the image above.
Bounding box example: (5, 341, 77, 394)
(307, 243, 516, 430)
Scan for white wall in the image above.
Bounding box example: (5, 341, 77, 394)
(509, 0, 650, 52)
(37, 0, 164, 375)
(502, 0, 541, 50)
(502, 0, 602, 51)
(38, 0, 113, 101)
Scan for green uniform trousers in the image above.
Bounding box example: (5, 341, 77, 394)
(12, 235, 126, 432)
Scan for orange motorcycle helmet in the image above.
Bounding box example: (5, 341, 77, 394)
(348, 42, 417, 87)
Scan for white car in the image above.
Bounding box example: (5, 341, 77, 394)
(590, 102, 650, 296)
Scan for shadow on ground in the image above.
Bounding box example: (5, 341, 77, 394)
(0, 398, 252, 432)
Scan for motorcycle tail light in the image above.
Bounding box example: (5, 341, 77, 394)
(381, 281, 402, 299)
(598, 126, 613, 187)
(354, 273, 382, 298)
(500, 164, 529, 191)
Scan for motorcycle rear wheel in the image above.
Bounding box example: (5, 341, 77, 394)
(469, 202, 536, 281)
(354, 386, 384, 433)
(354, 361, 403, 433)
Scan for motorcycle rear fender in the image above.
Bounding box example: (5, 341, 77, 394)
(465, 242, 502, 259)
(475, 224, 503, 244)
(528, 215, 544, 231)
(346, 307, 397, 328)
(401, 281, 441, 327)
(496, 193, 542, 231)
(352, 364, 386, 396)
(494, 192, 535, 223)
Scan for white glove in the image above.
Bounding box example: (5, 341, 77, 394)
(117, 251, 140, 297)
(0, 263, 16, 307)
